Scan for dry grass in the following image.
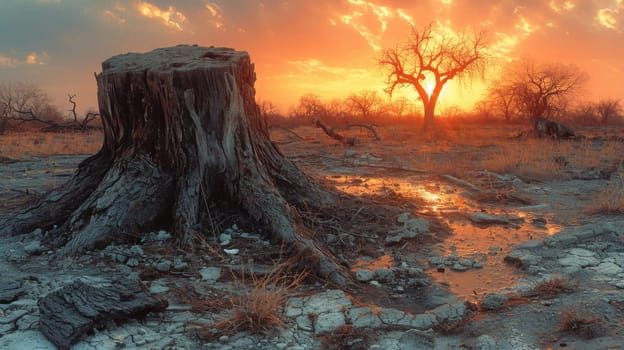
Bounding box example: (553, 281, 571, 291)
(197, 258, 308, 339)
(559, 308, 604, 339)
(585, 177, 624, 215)
(528, 275, 576, 298)
(0, 131, 102, 158)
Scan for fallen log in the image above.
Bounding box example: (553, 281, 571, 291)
(314, 118, 356, 146)
(335, 123, 380, 141)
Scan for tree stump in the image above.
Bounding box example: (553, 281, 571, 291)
(0, 45, 346, 284)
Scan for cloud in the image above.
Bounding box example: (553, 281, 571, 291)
(596, 4, 623, 31)
(0, 51, 48, 67)
(136, 1, 187, 31)
(205, 2, 224, 29)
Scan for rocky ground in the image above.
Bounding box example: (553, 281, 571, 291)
(1, 125, 624, 349)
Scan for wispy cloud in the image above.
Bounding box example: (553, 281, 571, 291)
(205, 2, 224, 29)
(0, 51, 48, 67)
(136, 1, 187, 31)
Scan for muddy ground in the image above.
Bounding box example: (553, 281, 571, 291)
(1, 124, 624, 349)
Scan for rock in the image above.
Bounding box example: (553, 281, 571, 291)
(430, 302, 469, 325)
(504, 250, 542, 269)
(314, 312, 345, 335)
(470, 212, 520, 226)
(199, 267, 222, 282)
(347, 307, 382, 328)
(149, 280, 170, 294)
(374, 268, 394, 282)
(475, 335, 497, 350)
(590, 262, 623, 276)
(295, 315, 313, 331)
(451, 263, 470, 272)
(219, 233, 232, 245)
(155, 260, 172, 272)
(513, 240, 543, 250)
(411, 314, 437, 330)
(126, 258, 140, 267)
(302, 290, 352, 315)
(24, 240, 44, 255)
(481, 294, 509, 310)
(224, 248, 239, 255)
(129, 245, 144, 257)
(386, 218, 429, 244)
(398, 329, 435, 349)
(38, 278, 168, 350)
(356, 269, 374, 282)
(396, 212, 411, 223)
(0, 309, 28, 324)
(155, 230, 172, 241)
(559, 255, 599, 268)
(0, 330, 56, 349)
(0, 280, 23, 303)
(174, 261, 189, 271)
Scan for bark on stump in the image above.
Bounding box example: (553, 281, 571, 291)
(0, 45, 346, 284)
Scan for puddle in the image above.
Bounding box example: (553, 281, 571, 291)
(327, 175, 563, 300)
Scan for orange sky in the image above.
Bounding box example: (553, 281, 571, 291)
(1, 0, 623, 115)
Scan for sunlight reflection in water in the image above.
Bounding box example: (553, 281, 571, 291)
(327, 175, 563, 299)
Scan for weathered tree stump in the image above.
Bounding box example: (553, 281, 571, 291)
(0, 45, 347, 284)
(38, 279, 168, 349)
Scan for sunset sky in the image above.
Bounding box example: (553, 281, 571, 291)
(1, 0, 623, 115)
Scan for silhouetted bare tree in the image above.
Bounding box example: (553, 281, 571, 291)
(594, 98, 622, 124)
(380, 23, 486, 130)
(345, 90, 385, 121)
(508, 60, 588, 120)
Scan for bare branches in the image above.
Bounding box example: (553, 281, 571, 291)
(380, 23, 487, 130)
(67, 94, 100, 129)
(483, 60, 588, 122)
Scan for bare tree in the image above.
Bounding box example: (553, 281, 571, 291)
(507, 60, 588, 120)
(66, 94, 99, 130)
(0, 81, 61, 132)
(594, 98, 622, 124)
(380, 23, 486, 130)
(345, 90, 385, 121)
(485, 80, 518, 122)
(291, 94, 327, 120)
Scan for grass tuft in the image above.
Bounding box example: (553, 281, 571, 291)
(197, 258, 307, 339)
(585, 177, 624, 215)
(559, 308, 604, 339)
(529, 275, 576, 298)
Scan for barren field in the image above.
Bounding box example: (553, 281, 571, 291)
(1, 124, 624, 349)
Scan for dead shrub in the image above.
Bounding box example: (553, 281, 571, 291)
(559, 308, 604, 339)
(196, 258, 308, 339)
(528, 275, 576, 298)
(585, 177, 624, 215)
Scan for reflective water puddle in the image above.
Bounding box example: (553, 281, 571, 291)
(327, 175, 562, 300)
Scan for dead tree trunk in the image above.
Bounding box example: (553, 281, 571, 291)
(0, 45, 347, 284)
